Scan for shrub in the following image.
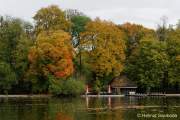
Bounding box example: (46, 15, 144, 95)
(49, 77, 85, 96)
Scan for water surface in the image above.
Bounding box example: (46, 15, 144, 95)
(0, 96, 179, 120)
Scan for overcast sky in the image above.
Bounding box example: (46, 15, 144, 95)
(0, 0, 180, 28)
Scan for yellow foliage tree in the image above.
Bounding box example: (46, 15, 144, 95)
(33, 5, 71, 34)
(80, 18, 126, 82)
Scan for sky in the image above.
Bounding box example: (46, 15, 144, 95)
(0, 0, 180, 28)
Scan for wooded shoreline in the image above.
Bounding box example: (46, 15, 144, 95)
(0, 5, 179, 96)
(0, 94, 51, 98)
(1, 94, 180, 98)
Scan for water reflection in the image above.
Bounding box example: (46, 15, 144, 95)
(56, 112, 73, 120)
(0, 97, 180, 120)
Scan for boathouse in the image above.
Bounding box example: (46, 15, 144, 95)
(109, 75, 137, 95)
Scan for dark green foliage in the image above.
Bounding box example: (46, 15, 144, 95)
(166, 29, 180, 85)
(0, 16, 32, 93)
(71, 15, 91, 47)
(125, 40, 169, 92)
(69, 13, 91, 83)
(92, 79, 101, 94)
(0, 61, 17, 93)
(49, 77, 85, 96)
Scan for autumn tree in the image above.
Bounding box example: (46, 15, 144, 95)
(33, 5, 71, 34)
(119, 22, 156, 58)
(80, 18, 126, 92)
(28, 30, 74, 92)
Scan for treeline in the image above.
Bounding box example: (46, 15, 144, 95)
(0, 5, 179, 95)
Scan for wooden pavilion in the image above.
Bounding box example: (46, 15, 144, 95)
(109, 75, 137, 95)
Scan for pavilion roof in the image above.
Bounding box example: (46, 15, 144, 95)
(110, 75, 137, 88)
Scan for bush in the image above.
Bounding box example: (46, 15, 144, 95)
(0, 61, 17, 94)
(49, 77, 85, 96)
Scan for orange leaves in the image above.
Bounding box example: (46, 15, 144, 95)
(54, 60, 74, 78)
(28, 30, 74, 79)
(54, 58, 74, 78)
(28, 47, 38, 63)
(55, 71, 66, 78)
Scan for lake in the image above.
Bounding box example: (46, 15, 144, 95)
(0, 96, 179, 120)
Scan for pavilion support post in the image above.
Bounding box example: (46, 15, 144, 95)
(86, 85, 89, 95)
(108, 85, 111, 94)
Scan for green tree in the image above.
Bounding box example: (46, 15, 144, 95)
(126, 40, 169, 93)
(70, 13, 91, 47)
(70, 13, 91, 80)
(0, 16, 32, 93)
(166, 28, 180, 87)
(0, 61, 17, 93)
